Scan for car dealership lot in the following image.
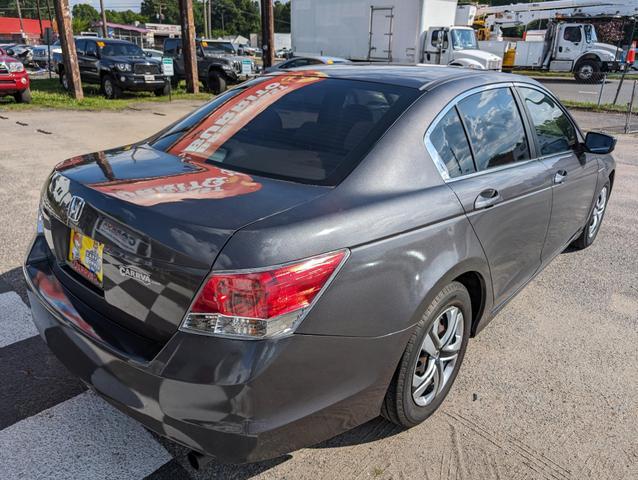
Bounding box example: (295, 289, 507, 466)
(0, 104, 636, 479)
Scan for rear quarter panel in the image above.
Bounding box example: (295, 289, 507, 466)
(216, 79, 496, 337)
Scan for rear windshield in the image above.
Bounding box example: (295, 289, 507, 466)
(151, 74, 419, 185)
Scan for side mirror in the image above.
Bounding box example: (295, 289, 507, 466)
(6, 49, 15, 56)
(585, 131, 616, 154)
(145, 51, 152, 57)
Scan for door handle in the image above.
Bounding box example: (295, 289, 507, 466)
(554, 170, 568, 184)
(474, 189, 501, 210)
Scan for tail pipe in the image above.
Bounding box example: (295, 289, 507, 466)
(187, 450, 214, 470)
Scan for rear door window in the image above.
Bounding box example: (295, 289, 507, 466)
(457, 88, 530, 171)
(427, 108, 475, 178)
(518, 87, 577, 156)
(152, 76, 420, 185)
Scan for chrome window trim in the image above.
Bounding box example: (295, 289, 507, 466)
(424, 82, 534, 182)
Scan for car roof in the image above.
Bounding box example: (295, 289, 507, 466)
(267, 64, 541, 90)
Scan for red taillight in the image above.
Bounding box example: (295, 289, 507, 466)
(182, 250, 347, 338)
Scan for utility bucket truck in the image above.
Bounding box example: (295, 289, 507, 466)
(291, 0, 502, 70)
(514, 21, 621, 81)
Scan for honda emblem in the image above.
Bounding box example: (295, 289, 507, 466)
(67, 196, 85, 224)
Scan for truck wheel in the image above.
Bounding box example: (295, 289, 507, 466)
(102, 74, 122, 99)
(206, 71, 227, 94)
(574, 60, 602, 83)
(14, 88, 32, 104)
(59, 70, 69, 91)
(154, 82, 170, 97)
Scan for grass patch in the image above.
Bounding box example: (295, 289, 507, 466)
(562, 100, 631, 113)
(513, 69, 638, 80)
(0, 78, 212, 111)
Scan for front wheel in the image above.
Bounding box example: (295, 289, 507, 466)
(382, 282, 471, 427)
(206, 70, 227, 94)
(574, 60, 603, 83)
(102, 74, 122, 99)
(154, 82, 170, 97)
(14, 88, 32, 104)
(570, 182, 610, 250)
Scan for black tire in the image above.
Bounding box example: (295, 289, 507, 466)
(101, 74, 122, 99)
(382, 282, 471, 427)
(154, 82, 170, 97)
(14, 88, 32, 104)
(570, 181, 610, 250)
(59, 69, 69, 91)
(206, 70, 227, 94)
(574, 60, 602, 83)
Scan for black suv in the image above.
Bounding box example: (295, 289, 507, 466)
(163, 38, 256, 94)
(57, 38, 169, 99)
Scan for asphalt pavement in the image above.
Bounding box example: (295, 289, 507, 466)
(0, 102, 636, 480)
(538, 73, 638, 105)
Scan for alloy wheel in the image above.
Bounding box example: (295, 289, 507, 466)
(412, 306, 464, 407)
(104, 79, 113, 97)
(588, 186, 608, 238)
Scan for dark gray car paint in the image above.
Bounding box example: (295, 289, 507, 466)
(24, 66, 616, 463)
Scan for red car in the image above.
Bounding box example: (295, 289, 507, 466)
(0, 47, 31, 103)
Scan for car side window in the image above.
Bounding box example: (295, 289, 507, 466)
(518, 87, 577, 156)
(457, 88, 530, 171)
(427, 108, 475, 179)
(85, 41, 97, 57)
(75, 39, 86, 56)
(563, 26, 582, 43)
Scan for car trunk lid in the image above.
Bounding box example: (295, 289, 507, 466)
(40, 145, 329, 344)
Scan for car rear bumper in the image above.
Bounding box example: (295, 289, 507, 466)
(24, 234, 410, 463)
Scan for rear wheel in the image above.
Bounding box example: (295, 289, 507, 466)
(59, 70, 69, 91)
(206, 70, 227, 94)
(14, 88, 32, 104)
(570, 182, 609, 250)
(102, 74, 122, 99)
(574, 60, 602, 83)
(382, 282, 471, 427)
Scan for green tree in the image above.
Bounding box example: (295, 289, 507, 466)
(72, 3, 100, 23)
(273, 0, 290, 33)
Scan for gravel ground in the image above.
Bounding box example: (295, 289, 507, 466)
(0, 103, 636, 480)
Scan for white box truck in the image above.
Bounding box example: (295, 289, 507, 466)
(291, 0, 502, 70)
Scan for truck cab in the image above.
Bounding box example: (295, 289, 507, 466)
(421, 26, 502, 71)
(548, 22, 619, 81)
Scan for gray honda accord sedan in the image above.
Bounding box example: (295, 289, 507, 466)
(24, 65, 616, 465)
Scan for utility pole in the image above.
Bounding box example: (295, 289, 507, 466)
(207, 0, 212, 38)
(35, 0, 44, 43)
(178, 0, 199, 93)
(15, 0, 26, 41)
(53, 0, 83, 99)
(260, 0, 274, 68)
(99, 0, 108, 37)
(45, 0, 53, 78)
(203, 0, 208, 39)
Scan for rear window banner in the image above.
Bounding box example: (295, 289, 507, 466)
(167, 72, 327, 161)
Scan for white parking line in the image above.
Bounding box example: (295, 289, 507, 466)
(578, 90, 598, 95)
(0, 391, 172, 480)
(0, 291, 38, 348)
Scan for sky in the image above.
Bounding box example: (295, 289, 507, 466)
(69, 0, 144, 12)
